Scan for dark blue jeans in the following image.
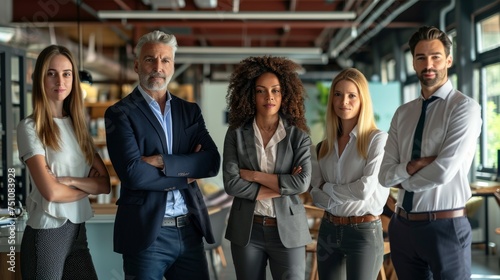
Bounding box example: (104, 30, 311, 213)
(316, 218, 384, 280)
(389, 214, 471, 280)
(122, 223, 209, 280)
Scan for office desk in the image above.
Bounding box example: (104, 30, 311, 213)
(470, 180, 500, 255)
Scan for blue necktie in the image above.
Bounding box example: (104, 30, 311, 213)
(402, 96, 438, 212)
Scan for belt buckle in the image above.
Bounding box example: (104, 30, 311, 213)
(262, 216, 269, 226)
(398, 208, 408, 220)
(428, 212, 437, 221)
(176, 215, 188, 227)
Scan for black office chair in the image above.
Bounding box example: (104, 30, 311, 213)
(204, 206, 231, 280)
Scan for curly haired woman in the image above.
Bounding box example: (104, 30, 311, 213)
(223, 56, 312, 280)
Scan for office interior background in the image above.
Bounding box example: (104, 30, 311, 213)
(0, 0, 499, 279)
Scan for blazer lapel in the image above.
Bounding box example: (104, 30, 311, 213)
(132, 89, 168, 153)
(274, 121, 290, 173)
(242, 122, 260, 171)
(170, 95, 181, 153)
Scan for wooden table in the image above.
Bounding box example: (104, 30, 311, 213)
(470, 180, 500, 255)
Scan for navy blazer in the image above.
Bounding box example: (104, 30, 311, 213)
(223, 119, 312, 248)
(105, 88, 220, 255)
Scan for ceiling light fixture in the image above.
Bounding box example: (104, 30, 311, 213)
(177, 47, 323, 55)
(97, 11, 356, 21)
(174, 53, 328, 65)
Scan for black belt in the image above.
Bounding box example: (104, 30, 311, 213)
(162, 214, 190, 227)
(396, 207, 466, 221)
(253, 215, 277, 226)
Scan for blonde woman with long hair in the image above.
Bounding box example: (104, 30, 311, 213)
(17, 45, 110, 279)
(310, 68, 389, 279)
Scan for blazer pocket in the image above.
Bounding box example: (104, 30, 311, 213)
(116, 195, 144, 205)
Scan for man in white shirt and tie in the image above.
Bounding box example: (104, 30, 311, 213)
(379, 25, 482, 280)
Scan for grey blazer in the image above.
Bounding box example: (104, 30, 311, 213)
(223, 119, 312, 248)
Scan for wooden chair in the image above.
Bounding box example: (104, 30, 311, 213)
(377, 241, 392, 280)
(377, 194, 397, 280)
(304, 204, 325, 280)
(204, 206, 230, 280)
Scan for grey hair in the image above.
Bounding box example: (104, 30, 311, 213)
(134, 30, 178, 58)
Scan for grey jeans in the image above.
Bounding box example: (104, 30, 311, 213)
(316, 218, 384, 280)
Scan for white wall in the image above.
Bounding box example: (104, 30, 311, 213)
(200, 82, 229, 189)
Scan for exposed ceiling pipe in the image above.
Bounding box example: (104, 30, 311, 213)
(177, 46, 322, 55)
(7, 27, 136, 81)
(328, 0, 380, 57)
(194, 0, 217, 9)
(440, 0, 456, 31)
(172, 62, 191, 80)
(142, 0, 185, 9)
(97, 11, 356, 21)
(69, 0, 130, 43)
(232, 0, 239, 13)
(339, 0, 419, 59)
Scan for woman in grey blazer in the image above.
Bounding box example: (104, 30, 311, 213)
(223, 56, 312, 280)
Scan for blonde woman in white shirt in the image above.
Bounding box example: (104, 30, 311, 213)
(17, 45, 110, 279)
(310, 68, 389, 280)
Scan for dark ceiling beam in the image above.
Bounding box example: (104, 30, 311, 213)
(69, 0, 131, 43)
(113, 0, 132, 10)
(10, 21, 421, 29)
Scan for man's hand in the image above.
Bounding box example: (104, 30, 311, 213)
(406, 156, 437, 175)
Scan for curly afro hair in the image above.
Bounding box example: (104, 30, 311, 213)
(226, 56, 309, 133)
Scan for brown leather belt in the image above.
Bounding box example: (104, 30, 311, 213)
(253, 215, 277, 226)
(396, 207, 466, 221)
(323, 211, 379, 225)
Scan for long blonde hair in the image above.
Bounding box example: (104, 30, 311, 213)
(31, 45, 95, 165)
(318, 68, 378, 160)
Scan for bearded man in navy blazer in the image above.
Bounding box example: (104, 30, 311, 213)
(105, 30, 220, 280)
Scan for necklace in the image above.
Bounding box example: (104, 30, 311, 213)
(257, 122, 278, 133)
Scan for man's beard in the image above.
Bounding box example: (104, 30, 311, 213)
(141, 72, 172, 91)
(418, 69, 445, 87)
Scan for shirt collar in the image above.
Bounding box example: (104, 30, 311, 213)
(252, 117, 286, 146)
(420, 79, 452, 101)
(350, 125, 359, 139)
(137, 85, 172, 105)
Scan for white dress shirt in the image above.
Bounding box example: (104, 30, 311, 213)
(310, 128, 389, 217)
(253, 118, 286, 218)
(378, 80, 482, 212)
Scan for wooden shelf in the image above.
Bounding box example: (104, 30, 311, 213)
(92, 203, 117, 215)
(93, 137, 107, 146)
(85, 101, 116, 119)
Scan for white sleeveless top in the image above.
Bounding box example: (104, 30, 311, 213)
(17, 117, 93, 229)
